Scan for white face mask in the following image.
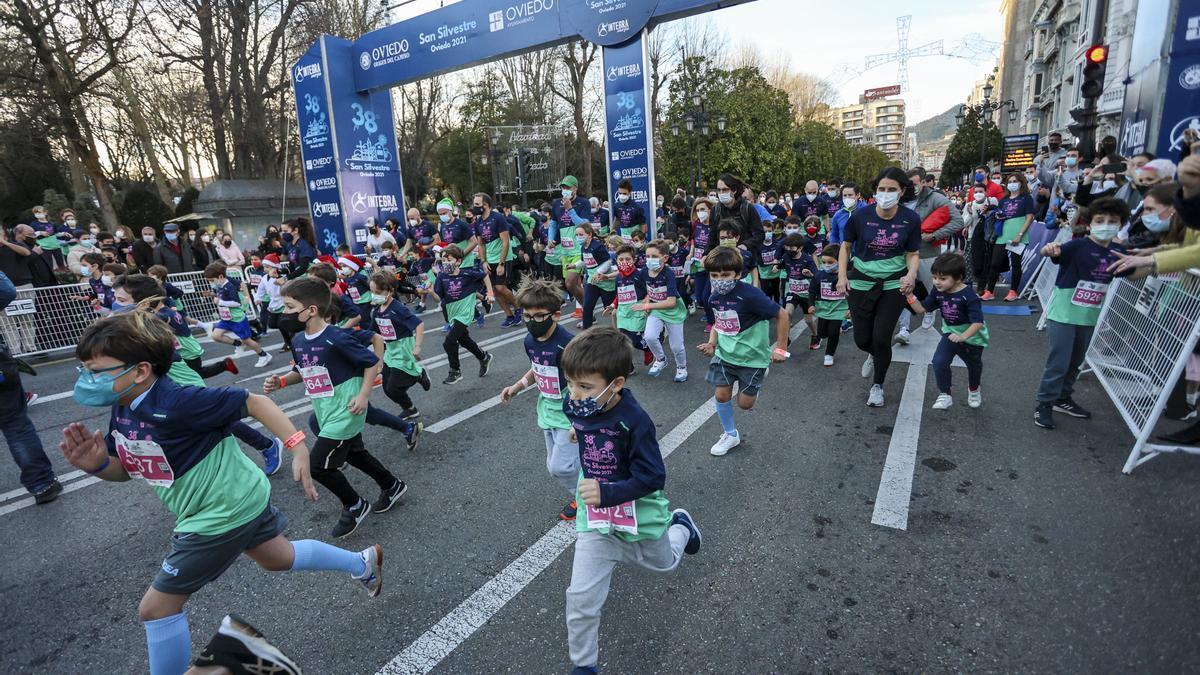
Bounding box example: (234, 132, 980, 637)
(695, 209, 710, 222)
(201, 235, 211, 243)
(561, 189, 573, 200)
(439, 213, 451, 223)
(369, 294, 388, 305)
(805, 193, 817, 202)
(785, 227, 799, 235)
(874, 192, 900, 209)
(973, 192, 986, 203)
(114, 231, 124, 240)
(617, 193, 630, 203)
(101, 275, 113, 287)
(1007, 183, 1021, 193)
(66, 218, 77, 227)
(143, 234, 155, 243)
(842, 197, 856, 209)
(408, 219, 418, 227)
(718, 193, 733, 205)
(1102, 180, 1117, 191)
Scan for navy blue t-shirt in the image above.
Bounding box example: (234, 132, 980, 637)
(612, 202, 646, 232)
(564, 388, 665, 507)
(438, 219, 473, 247)
(843, 206, 923, 262)
(290, 324, 379, 387)
(366, 299, 422, 339)
(791, 194, 831, 221)
(433, 263, 487, 303)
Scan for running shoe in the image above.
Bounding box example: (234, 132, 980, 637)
(673, 368, 688, 383)
(643, 350, 654, 366)
(374, 480, 408, 513)
(254, 352, 272, 368)
(441, 323, 451, 333)
(967, 388, 982, 408)
(262, 438, 282, 476)
(404, 421, 423, 452)
(809, 335, 821, 350)
(442, 369, 463, 385)
(34, 480, 62, 505)
(24, 391, 38, 406)
(373, 374, 382, 387)
(931, 394, 953, 410)
(1034, 402, 1056, 429)
(560, 499, 578, 521)
(980, 290, 995, 301)
(893, 330, 910, 345)
(192, 614, 302, 675)
(418, 368, 431, 391)
(332, 500, 371, 538)
(703, 321, 713, 333)
(670, 509, 702, 554)
(1004, 290, 1019, 302)
(921, 313, 936, 331)
(200, 321, 215, 339)
(475, 311, 486, 328)
(573, 307, 583, 319)
(709, 432, 741, 456)
(647, 359, 667, 377)
(688, 303, 697, 316)
(823, 355, 834, 367)
(401, 408, 421, 421)
(500, 315, 519, 328)
(233, 345, 248, 358)
(353, 544, 384, 598)
(866, 384, 885, 407)
(416, 302, 426, 312)
(1053, 398, 1091, 419)
(479, 352, 493, 377)
(861, 355, 874, 379)
(571, 667, 598, 675)
(223, 357, 239, 375)
(841, 320, 852, 333)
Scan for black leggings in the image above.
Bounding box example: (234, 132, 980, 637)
(816, 318, 842, 356)
(309, 433, 396, 508)
(443, 321, 485, 371)
(382, 364, 420, 410)
(986, 247, 1024, 294)
(185, 356, 229, 379)
(760, 277, 780, 304)
(849, 288, 908, 386)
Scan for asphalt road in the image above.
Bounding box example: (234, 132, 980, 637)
(1, 302, 1198, 674)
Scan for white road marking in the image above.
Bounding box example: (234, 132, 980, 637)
(375, 397, 716, 675)
(425, 387, 534, 434)
(0, 475, 101, 517)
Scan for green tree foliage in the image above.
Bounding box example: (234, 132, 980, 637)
(118, 183, 175, 232)
(0, 115, 70, 225)
(939, 108, 1003, 188)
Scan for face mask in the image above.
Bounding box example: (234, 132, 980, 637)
(696, 209, 710, 222)
(805, 193, 817, 202)
(165, 233, 178, 242)
(656, 199, 665, 207)
(669, 243, 679, 254)
(440, 261, 459, 274)
(525, 314, 556, 339)
(79, 265, 91, 276)
(1007, 183, 1020, 193)
(1049, 142, 1061, 151)
(617, 193, 630, 203)
(1102, 180, 1117, 191)
(646, 258, 663, 271)
(718, 192, 733, 205)
(277, 309, 310, 334)
(874, 192, 900, 209)
(110, 301, 133, 313)
(767, 201, 776, 208)
(574, 235, 587, 247)
(1090, 223, 1119, 241)
(617, 261, 635, 276)
(842, 197, 856, 209)
(282, 232, 294, 243)
(974, 172, 986, 182)
(407, 219, 418, 228)
(471, 206, 485, 216)
(73, 364, 137, 407)
(143, 234, 155, 243)
(821, 263, 838, 273)
(1065, 157, 1078, 168)
(114, 231, 124, 240)
(222, 238, 232, 246)
(65, 218, 77, 227)
(561, 189, 573, 200)
(565, 380, 617, 418)
(439, 213, 452, 223)
(101, 275, 113, 287)
(764, 231, 773, 242)
(1025, 174, 1036, 183)
(902, 200, 917, 209)
(33, 212, 46, 221)
(806, 226, 819, 236)
(1142, 211, 1171, 233)
(198, 234, 208, 243)
(79, 238, 93, 248)
(210, 281, 224, 291)
(710, 278, 737, 295)
(785, 227, 799, 236)
(974, 192, 987, 203)
(718, 239, 737, 248)
(369, 294, 388, 305)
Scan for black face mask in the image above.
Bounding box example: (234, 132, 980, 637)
(525, 314, 556, 339)
(277, 310, 307, 334)
(471, 206, 485, 216)
(282, 232, 294, 244)
(1048, 142, 1061, 151)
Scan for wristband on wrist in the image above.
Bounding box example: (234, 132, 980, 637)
(86, 457, 109, 475)
(773, 347, 791, 358)
(277, 375, 288, 390)
(283, 430, 305, 450)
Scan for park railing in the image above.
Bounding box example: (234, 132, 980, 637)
(0, 270, 259, 359)
(1084, 268, 1200, 474)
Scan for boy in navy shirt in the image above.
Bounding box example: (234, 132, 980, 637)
(433, 245, 494, 384)
(60, 312, 383, 675)
(777, 234, 818, 348)
(560, 326, 701, 674)
(808, 249, 849, 366)
(204, 262, 272, 368)
(365, 271, 428, 450)
(699, 246, 789, 457)
(501, 277, 580, 521)
(904, 253, 988, 409)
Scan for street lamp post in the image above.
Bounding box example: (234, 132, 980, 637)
(955, 75, 1017, 168)
(670, 93, 726, 195)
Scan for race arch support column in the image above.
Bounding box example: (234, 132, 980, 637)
(292, 35, 407, 255)
(601, 30, 657, 238)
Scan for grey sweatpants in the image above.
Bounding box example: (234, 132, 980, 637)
(544, 428, 578, 494)
(566, 526, 690, 667)
(1036, 319, 1094, 403)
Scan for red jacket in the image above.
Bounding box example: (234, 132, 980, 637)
(967, 181, 1004, 203)
(919, 204, 952, 245)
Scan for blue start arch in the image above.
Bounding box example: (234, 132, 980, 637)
(291, 0, 754, 253)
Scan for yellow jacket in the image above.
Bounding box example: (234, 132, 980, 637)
(1154, 227, 1200, 274)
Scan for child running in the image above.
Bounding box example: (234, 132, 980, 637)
(609, 244, 654, 368)
(264, 277, 408, 538)
(204, 262, 272, 368)
(60, 312, 383, 675)
(560, 326, 702, 675)
(433, 245, 494, 385)
(809, 249, 848, 367)
(1033, 197, 1129, 429)
(699, 246, 790, 456)
(639, 239, 689, 382)
(501, 276, 580, 521)
(777, 233, 818, 349)
(364, 270, 429, 450)
(903, 253, 988, 409)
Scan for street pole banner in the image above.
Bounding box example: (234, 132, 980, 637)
(1001, 133, 1039, 172)
(292, 43, 346, 255)
(1157, 0, 1200, 157)
(602, 30, 656, 236)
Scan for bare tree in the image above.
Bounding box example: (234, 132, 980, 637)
(549, 40, 600, 195)
(397, 76, 449, 201)
(497, 49, 557, 125)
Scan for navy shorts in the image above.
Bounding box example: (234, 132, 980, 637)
(152, 505, 287, 595)
(705, 358, 767, 397)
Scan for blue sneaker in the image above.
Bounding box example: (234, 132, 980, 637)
(500, 315, 519, 328)
(670, 508, 702, 554)
(475, 311, 486, 328)
(647, 359, 667, 377)
(571, 666, 598, 675)
(441, 323, 451, 333)
(840, 319, 853, 333)
(262, 437, 282, 476)
(673, 368, 688, 383)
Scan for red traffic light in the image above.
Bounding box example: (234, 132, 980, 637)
(1086, 45, 1108, 64)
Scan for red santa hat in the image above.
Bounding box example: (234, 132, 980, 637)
(317, 254, 338, 266)
(262, 253, 282, 269)
(337, 254, 364, 272)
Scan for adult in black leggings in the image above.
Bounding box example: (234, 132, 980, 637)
(837, 167, 922, 408)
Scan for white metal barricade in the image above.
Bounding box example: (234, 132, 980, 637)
(1029, 228, 1073, 330)
(1084, 269, 1200, 474)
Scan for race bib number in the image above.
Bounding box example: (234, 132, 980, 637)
(1071, 280, 1108, 307)
(531, 362, 562, 398)
(621, 234, 633, 244)
(789, 278, 810, 295)
(692, 247, 704, 261)
(560, 237, 575, 250)
(714, 309, 741, 335)
(585, 501, 638, 534)
(670, 265, 685, 278)
(112, 431, 174, 488)
(248, 273, 263, 286)
(583, 252, 597, 268)
(761, 249, 777, 265)
(347, 285, 361, 301)
(374, 317, 397, 340)
(617, 285, 637, 305)
(647, 284, 669, 302)
(217, 305, 232, 321)
(820, 281, 843, 301)
(299, 365, 334, 398)
(813, 243, 824, 257)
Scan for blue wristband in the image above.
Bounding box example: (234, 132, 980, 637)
(86, 457, 109, 475)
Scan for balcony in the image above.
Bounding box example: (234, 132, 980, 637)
(1024, 36, 1034, 58)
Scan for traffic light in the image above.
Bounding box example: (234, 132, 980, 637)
(1081, 44, 1108, 99)
(1067, 106, 1097, 140)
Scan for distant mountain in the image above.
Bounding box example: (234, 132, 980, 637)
(908, 105, 960, 143)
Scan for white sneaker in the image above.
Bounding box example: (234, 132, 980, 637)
(893, 330, 910, 345)
(353, 544, 383, 598)
(823, 355, 834, 367)
(921, 313, 936, 330)
(254, 352, 273, 368)
(968, 388, 982, 408)
(647, 359, 667, 377)
(232, 346, 248, 358)
(932, 393, 953, 410)
(673, 368, 688, 383)
(688, 303, 697, 316)
(866, 384, 885, 407)
(200, 321, 215, 339)
(709, 431, 741, 456)
(861, 356, 874, 379)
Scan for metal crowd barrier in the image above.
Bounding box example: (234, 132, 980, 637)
(1084, 269, 1200, 473)
(0, 270, 259, 358)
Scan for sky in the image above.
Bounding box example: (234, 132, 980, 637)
(708, 0, 1006, 124)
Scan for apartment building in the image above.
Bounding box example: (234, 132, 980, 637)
(825, 96, 908, 161)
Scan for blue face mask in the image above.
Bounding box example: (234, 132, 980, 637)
(574, 235, 588, 247)
(821, 264, 838, 273)
(73, 364, 137, 407)
(974, 172, 986, 182)
(110, 302, 134, 313)
(565, 380, 616, 418)
(646, 258, 662, 271)
(165, 232, 178, 242)
(1141, 211, 1171, 233)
